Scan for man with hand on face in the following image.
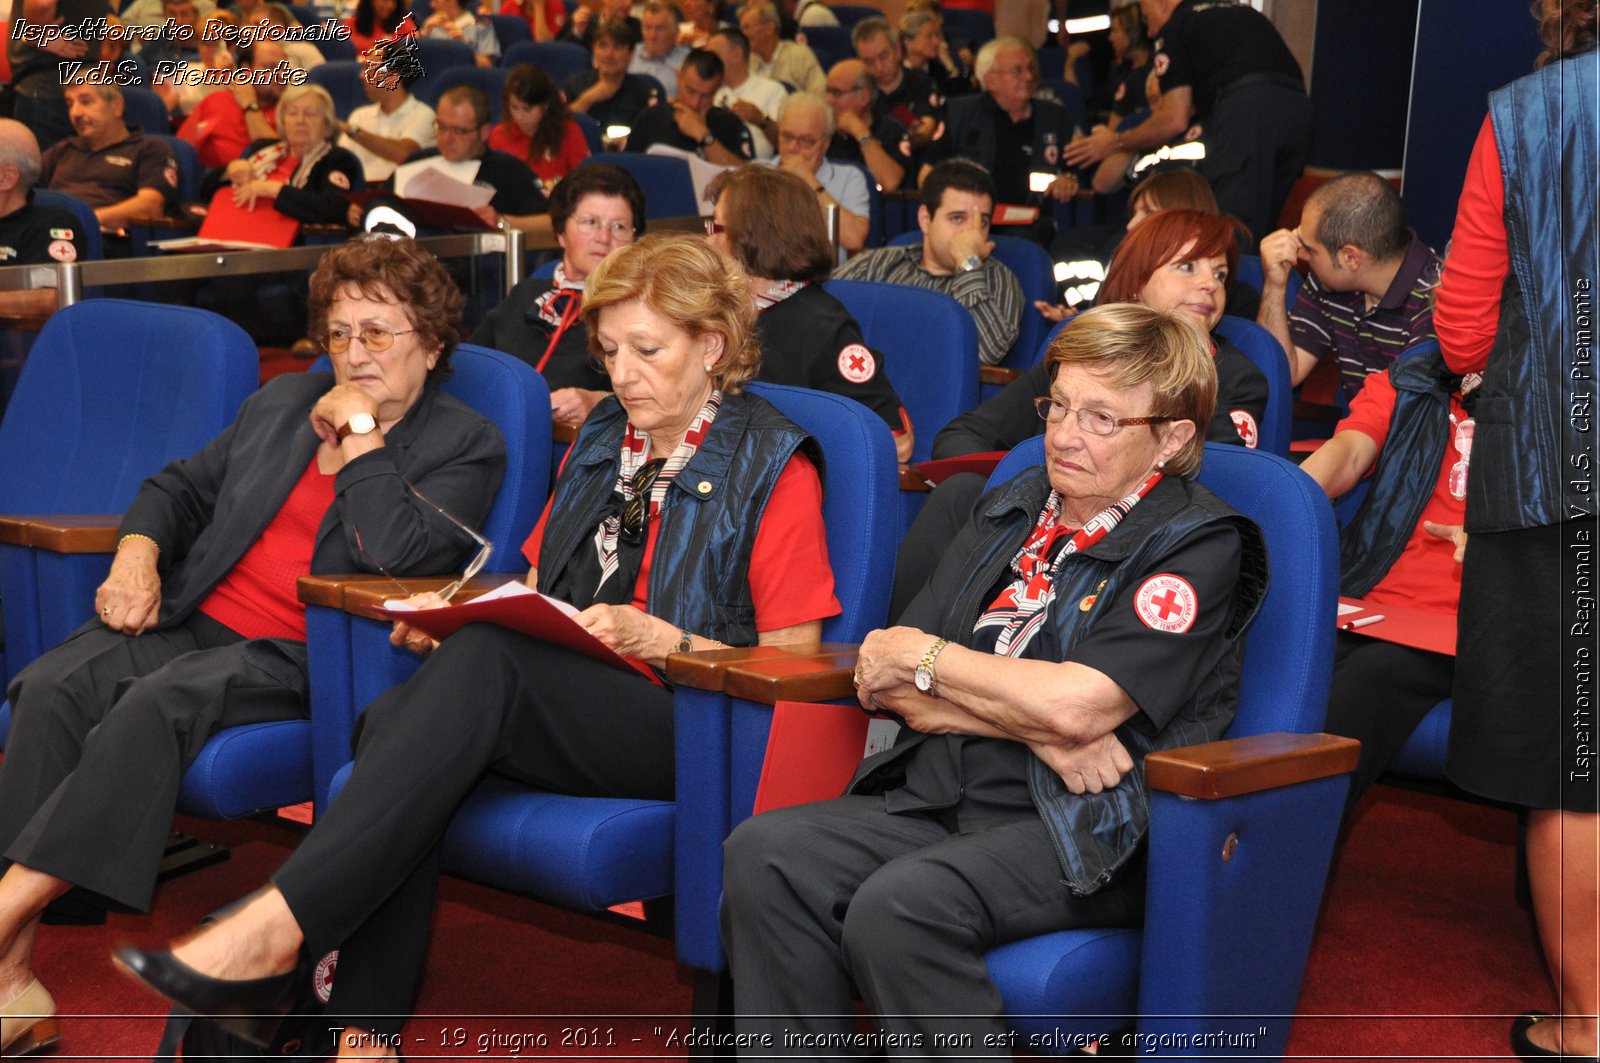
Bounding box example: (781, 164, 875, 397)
(40, 81, 178, 234)
(567, 19, 663, 135)
(179, 40, 292, 171)
(834, 158, 1023, 366)
(1255, 170, 1441, 404)
(771, 93, 870, 256)
(853, 17, 940, 150)
(824, 58, 912, 193)
(706, 27, 788, 159)
(624, 48, 754, 166)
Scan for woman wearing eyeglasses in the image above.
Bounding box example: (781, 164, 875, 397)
(0, 237, 505, 1057)
(720, 302, 1266, 1050)
(472, 163, 644, 426)
(117, 232, 841, 1061)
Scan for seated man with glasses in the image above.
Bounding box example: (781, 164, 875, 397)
(824, 58, 914, 193)
(771, 92, 871, 256)
(471, 164, 646, 426)
(376, 84, 546, 232)
(0, 237, 506, 1056)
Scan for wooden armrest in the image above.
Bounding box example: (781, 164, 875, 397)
(552, 423, 579, 445)
(337, 575, 509, 619)
(0, 313, 50, 330)
(722, 652, 861, 704)
(297, 573, 396, 609)
(665, 642, 863, 691)
(0, 515, 122, 552)
(979, 365, 1022, 388)
(1145, 732, 1359, 800)
(899, 466, 932, 492)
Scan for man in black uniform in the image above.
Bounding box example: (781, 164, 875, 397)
(920, 36, 1079, 246)
(624, 48, 753, 166)
(39, 81, 178, 233)
(852, 17, 941, 150)
(566, 19, 662, 137)
(825, 58, 914, 192)
(1064, 0, 1311, 246)
(0, 119, 87, 312)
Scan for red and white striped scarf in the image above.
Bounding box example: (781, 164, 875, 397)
(975, 474, 1162, 658)
(590, 390, 723, 591)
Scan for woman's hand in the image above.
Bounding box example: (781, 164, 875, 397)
(573, 603, 673, 663)
(224, 159, 254, 186)
(389, 590, 448, 655)
(1028, 732, 1134, 794)
(1034, 299, 1071, 322)
(232, 178, 283, 210)
(96, 539, 162, 635)
(549, 387, 608, 426)
(854, 625, 936, 708)
(310, 383, 383, 448)
(1424, 520, 1469, 564)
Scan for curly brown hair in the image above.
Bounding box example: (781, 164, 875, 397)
(307, 236, 463, 378)
(582, 232, 761, 391)
(1536, 0, 1598, 65)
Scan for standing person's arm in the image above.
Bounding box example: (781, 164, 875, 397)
(1434, 114, 1508, 376)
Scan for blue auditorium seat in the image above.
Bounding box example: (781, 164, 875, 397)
(1215, 314, 1292, 457)
(579, 152, 699, 219)
(499, 39, 590, 83)
(416, 64, 511, 122)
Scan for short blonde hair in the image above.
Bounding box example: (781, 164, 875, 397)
(274, 83, 338, 142)
(1045, 302, 1216, 477)
(582, 232, 762, 392)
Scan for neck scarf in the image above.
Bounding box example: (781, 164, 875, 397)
(975, 474, 1162, 658)
(753, 279, 807, 310)
(526, 262, 587, 372)
(590, 389, 723, 596)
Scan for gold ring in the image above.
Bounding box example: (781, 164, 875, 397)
(102, 606, 112, 616)
(852, 673, 861, 687)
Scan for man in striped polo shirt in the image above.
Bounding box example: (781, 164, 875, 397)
(1256, 170, 1442, 403)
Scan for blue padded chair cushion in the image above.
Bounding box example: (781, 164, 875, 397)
(987, 929, 1142, 1046)
(1388, 699, 1450, 778)
(328, 766, 675, 910)
(176, 720, 315, 819)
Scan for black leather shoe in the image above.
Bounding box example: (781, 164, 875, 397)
(113, 946, 302, 1047)
(1513, 1011, 1600, 1062)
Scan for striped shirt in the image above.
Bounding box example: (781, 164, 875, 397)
(1290, 232, 1443, 400)
(832, 243, 1024, 365)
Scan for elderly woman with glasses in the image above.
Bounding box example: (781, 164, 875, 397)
(0, 237, 504, 1057)
(118, 232, 841, 1061)
(720, 302, 1267, 1050)
(472, 163, 644, 426)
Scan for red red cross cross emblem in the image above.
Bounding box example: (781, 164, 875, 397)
(1134, 574, 1197, 633)
(838, 344, 876, 384)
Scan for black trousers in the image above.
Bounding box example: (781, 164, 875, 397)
(721, 796, 1145, 1057)
(271, 623, 675, 1033)
(0, 613, 305, 910)
(1322, 631, 1453, 814)
(1200, 83, 1313, 247)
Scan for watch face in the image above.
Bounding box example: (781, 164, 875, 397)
(347, 412, 377, 435)
(914, 667, 932, 693)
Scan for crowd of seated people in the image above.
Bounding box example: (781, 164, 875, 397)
(1, 1, 1593, 1059)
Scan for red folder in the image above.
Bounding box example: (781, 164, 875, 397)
(1336, 597, 1457, 657)
(196, 187, 301, 248)
(384, 590, 662, 685)
(912, 451, 1007, 487)
(754, 700, 870, 815)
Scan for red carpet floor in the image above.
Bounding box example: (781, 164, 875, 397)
(22, 783, 1546, 1061)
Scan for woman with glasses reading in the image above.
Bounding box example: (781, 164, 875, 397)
(472, 164, 644, 426)
(118, 233, 841, 1060)
(720, 302, 1267, 1051)
(0, 237, 505, 1057)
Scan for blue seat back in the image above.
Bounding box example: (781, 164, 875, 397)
(747, 382, 897, 641)
(1215, 315, 1291, 458)
(571, 111, 602, 154)
(987, 438, 1337, 740)
(885, 231, 1049, 372)
(580, 152, 699, 218)
(826, 4, 876, 26)
(121, 85, 169, 135)
(488, 12, 531, 51)
(414, 36, 477, 74)
(823, 278, 980, 462)
(314, 33, 358, 61)
(500, 39, 591, 83)
(1236, 253, 1303, 312)
(307, 61, 368, 119)
(940, 8, 994, 45)
(417, 64, 510, 123)
(33, 190, 103, 261)
(798, 25, 852, 70)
